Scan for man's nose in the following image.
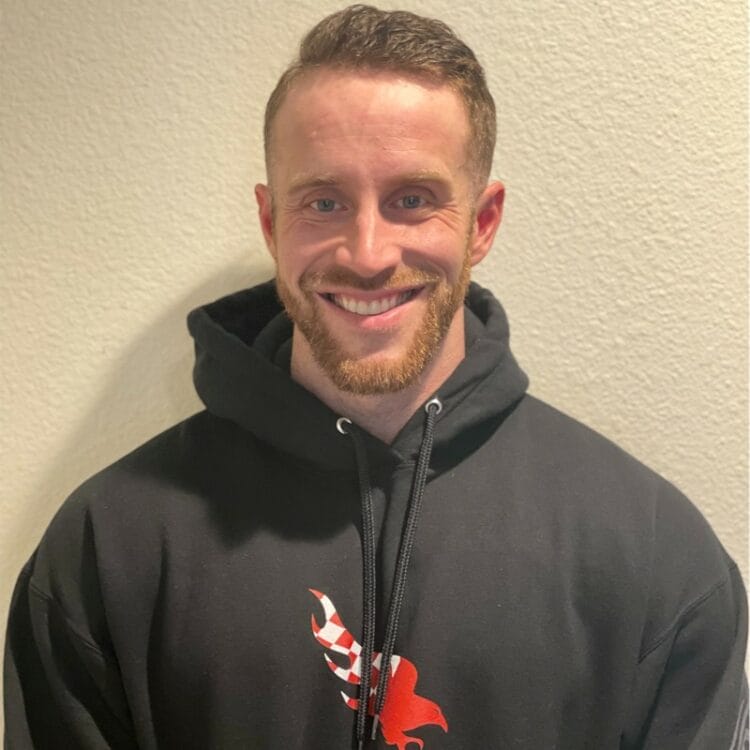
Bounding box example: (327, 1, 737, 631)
(336, 201, 400, 277)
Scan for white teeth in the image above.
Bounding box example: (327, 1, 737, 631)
(332, 291, 411, 316)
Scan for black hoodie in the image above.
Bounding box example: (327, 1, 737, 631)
(5, 281, 748, 749)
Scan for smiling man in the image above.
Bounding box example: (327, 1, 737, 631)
(255, 65, 504, 439)
(5, 5, 747, 750)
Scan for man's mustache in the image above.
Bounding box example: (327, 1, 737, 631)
(300, 266, 439, 291)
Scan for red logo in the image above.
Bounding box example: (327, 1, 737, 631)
(309, 589, 448, 749)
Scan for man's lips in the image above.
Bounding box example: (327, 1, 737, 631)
(320, 287, 423, 316)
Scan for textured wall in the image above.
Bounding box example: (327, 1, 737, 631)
(1, 0, 747, 715)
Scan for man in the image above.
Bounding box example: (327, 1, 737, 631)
(5, 5, 747, 749)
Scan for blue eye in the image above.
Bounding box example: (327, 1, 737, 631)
(311, 198, 339, 212)
(398, 195, 426, 209)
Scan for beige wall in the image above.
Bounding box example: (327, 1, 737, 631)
(2, 0, 747, 711)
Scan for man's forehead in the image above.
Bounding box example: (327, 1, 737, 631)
(276, 68, 468, 135)
(265, 68, 474, 189)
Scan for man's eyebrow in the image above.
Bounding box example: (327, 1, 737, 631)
(287, 170, 451, 195)
(393, 170, 450, 186)
(287, 174, 339, 194)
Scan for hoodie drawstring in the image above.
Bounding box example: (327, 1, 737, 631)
(337, 415, 377, 749)
(337, 397, 442, 748)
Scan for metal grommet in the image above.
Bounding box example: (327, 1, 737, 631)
(336, 417, 352, 434)
(425, 397, 443, 415)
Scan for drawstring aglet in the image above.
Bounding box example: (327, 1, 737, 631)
(358, 741, 364, 750)
(370, 714, 380, 740)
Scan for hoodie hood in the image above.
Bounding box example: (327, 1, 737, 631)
(187, 279, 528, 473)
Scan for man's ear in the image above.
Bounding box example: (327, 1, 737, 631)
(469, 180, 505, 266)
(254, 183, 276, 259)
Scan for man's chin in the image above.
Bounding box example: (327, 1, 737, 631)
(295, 311, 431, 394)
(317, 354, 425, 395)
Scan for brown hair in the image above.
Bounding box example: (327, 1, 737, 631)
(263, 4, 496, 189)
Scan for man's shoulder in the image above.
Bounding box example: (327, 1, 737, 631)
(34, 411, 244, 553)
(27, 410, 253, 601)
(67, 409, 233, 494)
(510, 392, 738, 590)
(510, 393, 675, 495)
(509, 394, 742, 645)
(505, 394, 733, 559)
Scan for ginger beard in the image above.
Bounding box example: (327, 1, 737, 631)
(276, 250, 472, 395)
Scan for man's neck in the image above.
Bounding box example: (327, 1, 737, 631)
(289, 314, 465, 444)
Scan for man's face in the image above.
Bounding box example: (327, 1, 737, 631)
(256, 69, 502, 395)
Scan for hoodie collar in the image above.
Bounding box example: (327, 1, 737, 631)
(187, 280, 528, 473)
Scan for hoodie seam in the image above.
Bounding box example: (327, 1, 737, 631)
(637, 563, 737, 663)
(28, 580, 107, 659)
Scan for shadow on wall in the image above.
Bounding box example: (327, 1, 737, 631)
(8, 262, 274, 578)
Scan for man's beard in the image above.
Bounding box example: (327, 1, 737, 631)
(276, 253, 472, 396)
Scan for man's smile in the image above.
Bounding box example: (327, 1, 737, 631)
(321, 288, 423, 316)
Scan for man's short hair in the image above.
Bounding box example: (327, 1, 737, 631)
(263, 4, 497, 190)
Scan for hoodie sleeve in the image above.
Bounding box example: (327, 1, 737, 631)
(4, 555, 137, 749)
(622, 552, 748, 748)
(641, 562, 748, 748)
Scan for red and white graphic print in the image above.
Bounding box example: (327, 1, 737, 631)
(309, 588, 448, 750)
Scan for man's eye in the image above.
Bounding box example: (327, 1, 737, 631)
(310, 198, 340, 212)
(396, 195, 426, 209)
